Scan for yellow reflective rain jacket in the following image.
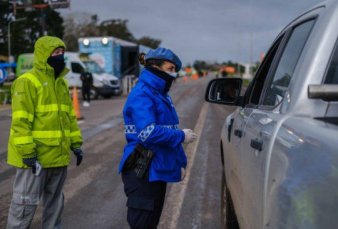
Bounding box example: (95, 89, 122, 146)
(7, 36, 82, 168)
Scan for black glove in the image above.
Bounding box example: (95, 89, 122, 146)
(71, 148, 83, 166)
(23, 156, 40, 175)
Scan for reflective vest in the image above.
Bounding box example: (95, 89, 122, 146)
(7, 71, 82, 168)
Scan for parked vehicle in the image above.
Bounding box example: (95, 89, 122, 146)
(16, 52, 122, 99)
(0, 62, 17, 82)
(205, 1, 338, 228)
(78, 37, 139, 79)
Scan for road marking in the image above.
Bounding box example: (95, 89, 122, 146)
(163, 102, 209, 229)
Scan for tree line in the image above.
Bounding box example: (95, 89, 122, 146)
(193, 60, 260, 75)
(0, 2, 161, 61)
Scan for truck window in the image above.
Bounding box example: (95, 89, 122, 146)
(71, 62, 84, 74)
(247, 36, 283, 105)
(324, 40, 338, 84)
(83, 61, 104, 74)
(262, 19, 315, 107)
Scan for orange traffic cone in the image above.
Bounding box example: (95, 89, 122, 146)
(72, 87, 83, 120)
(192, 74, 199, 80)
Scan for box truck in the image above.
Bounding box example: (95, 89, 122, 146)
(78, 37, 140, 79)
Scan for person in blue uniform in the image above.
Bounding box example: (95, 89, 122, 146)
(119, 47, 198, 229)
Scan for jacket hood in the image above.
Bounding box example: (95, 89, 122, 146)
(33, 36, 66, 74)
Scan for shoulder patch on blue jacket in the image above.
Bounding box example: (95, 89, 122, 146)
(138, 123, 155, 142)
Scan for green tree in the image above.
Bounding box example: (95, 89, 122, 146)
(99, 19, 135, 42)
(63, 14, 100, 51)
(137, 36, 161, 49)
(63, 14, 163, 51)
(62, 15, 78, 51)
(78, 14, 100, 37)
(0, 1, 13, 60)
(193, 60, 208, 71)
(45, 8, 64, 38)
(0, 3, 64, 60)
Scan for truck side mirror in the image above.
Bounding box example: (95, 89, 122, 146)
(71, 62, 84, 74)
(205, 78, 243, 105)
(308, 84, 338, 101)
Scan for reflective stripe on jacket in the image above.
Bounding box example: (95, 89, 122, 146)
(7, 36, 82, 168)
(118, 69, 186, 182)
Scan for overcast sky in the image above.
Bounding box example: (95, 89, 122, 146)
(61, 0, 323, 65)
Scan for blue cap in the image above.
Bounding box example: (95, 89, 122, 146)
(145, 47, 182, 71)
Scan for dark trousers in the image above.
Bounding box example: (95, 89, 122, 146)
(122, 170, 167, 229)
(82, 86, 91, 103)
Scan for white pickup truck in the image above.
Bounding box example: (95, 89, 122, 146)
(205, 1, 338, 228)
(16, 52, 122, 99)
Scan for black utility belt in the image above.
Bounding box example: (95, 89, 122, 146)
(124, 144, 154, 179)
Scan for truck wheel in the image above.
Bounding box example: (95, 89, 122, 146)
(221, 172, 240, 229)
(103, 95, 112, 99)
(115, 90, 123, 96)
(90, 88, 99, 100)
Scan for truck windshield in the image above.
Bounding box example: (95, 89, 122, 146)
(83, 61, 104, 74)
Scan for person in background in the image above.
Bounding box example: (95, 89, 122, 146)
(119, 47, 198, 229)
(6, 36, 83, 229)
(80, 70, 93, 107)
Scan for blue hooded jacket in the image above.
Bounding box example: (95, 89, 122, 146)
(118, 69, 187, 182)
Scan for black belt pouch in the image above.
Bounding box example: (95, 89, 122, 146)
(124, 144, 153, 179)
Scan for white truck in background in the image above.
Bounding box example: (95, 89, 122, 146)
(16, 52, 122, 99)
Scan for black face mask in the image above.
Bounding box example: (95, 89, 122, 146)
(47, 54, 65, 78)
(146, 67, 174, 92)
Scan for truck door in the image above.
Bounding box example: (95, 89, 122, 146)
(121, 46, 139, 76)
(238, 19, 316, 228)
(225, 36, 284, 213)
(224, 106, 248, 210)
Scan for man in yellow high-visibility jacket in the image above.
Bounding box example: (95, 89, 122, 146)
(6, 36, 83, 229)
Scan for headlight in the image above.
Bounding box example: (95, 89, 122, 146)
(102, 79, 111, 86)
(83, 39, 90, 46)
(101, 37, 109, 45)
(110, 80, 119, 86)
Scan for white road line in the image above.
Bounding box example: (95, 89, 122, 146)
(163, 102, 209, 229)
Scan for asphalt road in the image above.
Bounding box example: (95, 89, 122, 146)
(0, 76, 234, 229)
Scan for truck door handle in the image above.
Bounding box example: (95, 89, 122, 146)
(250, 138, 263, 151)
(228, 118, 234, 142)
(234, 129, 242, 138)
